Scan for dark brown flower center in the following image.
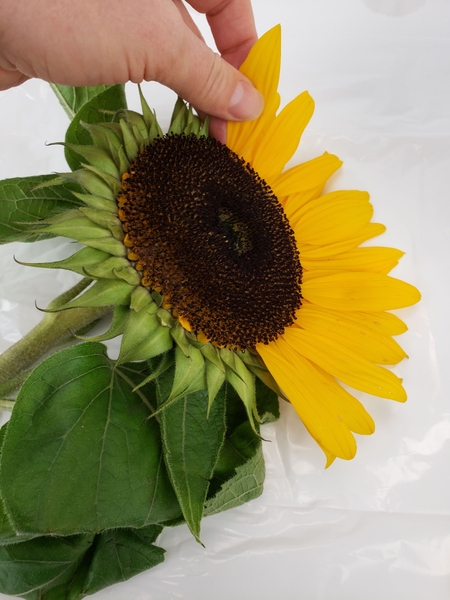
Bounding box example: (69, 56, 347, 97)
(119, 134, 302, 348)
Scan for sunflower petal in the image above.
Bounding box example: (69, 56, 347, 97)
(301, 247, 405, 275)
(227, 26, 281, 156)
(290, 190, 372, 242)
(250, 92, 315, 181)
(303, 272, 421, 312)
(295, 304, 408, 365)
(257, 340, 357, 459)
(273, 152, 342, 202)
(281, 327, 407, 401)
(297, 223, 386, 258)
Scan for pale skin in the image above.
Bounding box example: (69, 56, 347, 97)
(0, 0, 264, 141)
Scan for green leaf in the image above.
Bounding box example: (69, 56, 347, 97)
(79, 525, 164, 597)
(160, 384, 227, 543)
(50, 84, 118, 120)
(0, 533, 93, 598)
(0, 424, 37, 547)
(64, 86, 127, 171)
(0, 175, 81, 244)
(0, 343, 181, 536)
(255, 377, 280, 424)
(204, 442, 265, 517)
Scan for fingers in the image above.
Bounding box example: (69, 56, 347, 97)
(0, 67, 29, 91)
(154, 24, 263, 122)
(188, 0, 257, 68)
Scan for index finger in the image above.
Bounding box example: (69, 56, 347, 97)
(187, 0, 258, 68)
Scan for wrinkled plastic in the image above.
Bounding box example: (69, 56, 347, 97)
(0, 0, 449, 598)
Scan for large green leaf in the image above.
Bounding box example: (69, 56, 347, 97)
(0, 534, 93, 598)
(64, 86, 127, 171)
(204, 443, 265, 517)
(0, 175, 81, 244)
(160, 385, 227, 543)
(79, 525, 164, 597)
(0, 525, 164, 600)
(0, 424, 37, 547)
(0, 343, 181, 536)
(155, 358, 226, 543)
(50, 85, 116, 121)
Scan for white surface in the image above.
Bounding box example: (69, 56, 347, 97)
(0, 0, 449, 598)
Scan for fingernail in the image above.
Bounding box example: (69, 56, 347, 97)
(228, 80, 264, 121)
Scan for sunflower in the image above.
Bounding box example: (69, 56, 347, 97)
(28, 25, 420, 466)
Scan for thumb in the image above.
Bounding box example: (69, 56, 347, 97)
(155, 27, 263, 122)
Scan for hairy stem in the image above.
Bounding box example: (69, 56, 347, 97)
(0, 278, 112, 387)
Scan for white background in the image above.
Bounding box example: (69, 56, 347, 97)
(0, 0, 449, 598)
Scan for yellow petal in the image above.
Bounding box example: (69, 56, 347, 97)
(301, 247, 405, 275)
(257, 339, 357, 459)
(290, 190, 372, 243)
(358, 310, 408, 336)
(273, 153, 342, 208)
(227, 26, 281, 157)
(298, 302, 408, 336)
(295, 303, 408, 365)
(297, 223, 387, 259)
(303, 272, 421, 311)
(250, 91, 315, 180)
(281, 326, 407, 401)
(312, 363, 375, 435)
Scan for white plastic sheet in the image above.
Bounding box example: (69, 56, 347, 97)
(0, 0, 449, 597)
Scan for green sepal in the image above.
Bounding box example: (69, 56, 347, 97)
(14, 246, 110, 276)
(200, 343, 225, 372)
(124, 109, 150, 140)
(168, 345, 206, 402)
(120, 119, 140, 162)
(65, 169, 116, 200)
(205, 359, 226, 416)
(169, 97, 190, 134)
(74, 304, 129, 342)
(170, 322, 192, 356)
(220, 348, 259, 434)
(78, 206, 123, 240)
(156, 307, 176, 328)
(71, 190, 117, 211)
(116, 143, 132, 174)
(113, 265, 141, 285)
(138, 86, 163, 138)
(82, 255, 130, 279)
(80, 120, 122, 153)
(247, 364, 283, 399)
(42, 215, 112, 242)
(241, 349, 283, 397)
(81, 235, 127, 257)
(79, 206, 120, 227)
(81, 163, 121, 197)
(130, 286, 153, 312)
(57, 142, 121, 179)
(121, 323, 173, 363)
(61, 279, 135, 310)
(118, 308, 161, 364)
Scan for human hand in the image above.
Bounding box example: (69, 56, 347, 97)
(0, 0, 263, 140)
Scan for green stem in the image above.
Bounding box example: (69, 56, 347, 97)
(0, 278, 112, 387)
